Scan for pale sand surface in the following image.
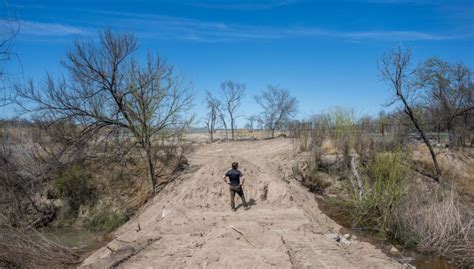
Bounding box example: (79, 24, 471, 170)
(80, 138, 403, 269)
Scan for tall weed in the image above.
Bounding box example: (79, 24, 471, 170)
(351, 151, 411, 235)
(54, 166, 95, 216)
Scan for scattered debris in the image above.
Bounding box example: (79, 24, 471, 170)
(389, 246, 400, 256)
(260, 184, 268, 201)
(161, 208, 171, 219)
(230, 225, 256, 247)
(327, 233, 351, 245)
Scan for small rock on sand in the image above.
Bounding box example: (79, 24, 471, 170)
(389, 246, 400, 256)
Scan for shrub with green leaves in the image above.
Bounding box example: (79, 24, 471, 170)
(351, 151, 411, 236)
(85, 209, 127, 232)
(54, 166, 95, 215)
(326, 107, 356, 155)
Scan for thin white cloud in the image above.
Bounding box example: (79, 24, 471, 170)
(124, 16, 470, 42)
(10, 6, 472, 42)
(62, 8, 469, 42)
(337, 30, 466, 41)
(192, 0, 302, 10)
(77, 10, 467, 42)
(16, 20, 90, 36)
(349, 0, 441, 4)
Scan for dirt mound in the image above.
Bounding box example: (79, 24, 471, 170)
(80, 138, 403, 268)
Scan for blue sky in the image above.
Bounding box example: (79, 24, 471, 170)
(1, 0, 473, 126)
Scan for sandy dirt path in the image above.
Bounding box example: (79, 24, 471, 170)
(80, 138, 403, 269)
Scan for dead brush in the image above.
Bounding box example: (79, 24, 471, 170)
(0, 224, 81, 268)
(414, 147, 474, 196)
(289, 117, 328, 154)
(414, 147, 456, 180)
(396, 185, 473, 266)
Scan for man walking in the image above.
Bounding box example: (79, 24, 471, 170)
(223, 162, 250, 212)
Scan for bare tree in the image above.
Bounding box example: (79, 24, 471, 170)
(0, 2, 20, 106)
(17, 30, 193, 195)
(205, 91, 221, 142)
(219, 109, 229, 139)
(379, 46, 442, 181)
(0, 10, 15, 79)
(255, 86, 298, 138)
(245, 115, 259, 131)
(220, 81, 245, 140)
(415, 58, 474, 147)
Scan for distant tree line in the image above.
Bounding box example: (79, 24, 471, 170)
(205, 84, 299, 141)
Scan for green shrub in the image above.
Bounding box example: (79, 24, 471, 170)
(328, 107, 355, 153)
(351, 151, 411, 236)
(85, 209, 128, 232)
(54, 166, 95, 215)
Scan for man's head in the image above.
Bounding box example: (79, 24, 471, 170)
(232, 162, 238, 169)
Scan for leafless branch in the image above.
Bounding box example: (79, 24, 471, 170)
(16, 30, 194, 195)
(220, 80, 245, 140)
(255, 85, 298, 138)
(379, 46, 441, 181)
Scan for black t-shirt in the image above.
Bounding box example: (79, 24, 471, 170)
(225, 169, 243, 187)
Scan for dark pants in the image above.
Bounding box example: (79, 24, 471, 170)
(229, 185, 247, 209)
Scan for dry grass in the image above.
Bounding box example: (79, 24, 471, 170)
(218, 129, 285, 140)
(0, 224, 81, 268)
(234, 129, 281, 139)
(463, 160, 474, 195)
(407, 144, 474, 266)
(413, 144, 474, 196)
(396, 185, 473, 266)
(185, 130, 286, 143)
(321, 139, 338, 155)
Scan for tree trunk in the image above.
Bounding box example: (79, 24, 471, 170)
(462, 113, 470, 147)
(448, 128, 457, 148)
(145, 146, 157, 195)
(230, 117, 235, 140)
(209, 120, 214, 142)
(446, 121, 457, 148)
(447, 122, 461, 148)
(400, 95, 442, 181)
(348, 156, 363, 199)
(437, 123, 441, 144)
(221, 116, 228, 140)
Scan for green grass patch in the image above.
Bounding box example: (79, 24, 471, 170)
(351, 151, 411, 237)
(85, 209, 128, 232)
(54, 165, 96, 216)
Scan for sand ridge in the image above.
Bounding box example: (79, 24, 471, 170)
(80, 138, 403, 269)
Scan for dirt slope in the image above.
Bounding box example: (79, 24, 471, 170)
(80, 138, 403, 269)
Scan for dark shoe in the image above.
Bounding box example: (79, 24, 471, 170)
(244, 205, 250, 210)
(231, 208, 236, 212)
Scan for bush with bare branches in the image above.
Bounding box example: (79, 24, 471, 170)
(0, 220, 80, 268)
(17, 30, 194, 195)
(395, 185, 473, 266)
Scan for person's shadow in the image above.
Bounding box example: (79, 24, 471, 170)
(236, 198, 256, 210)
